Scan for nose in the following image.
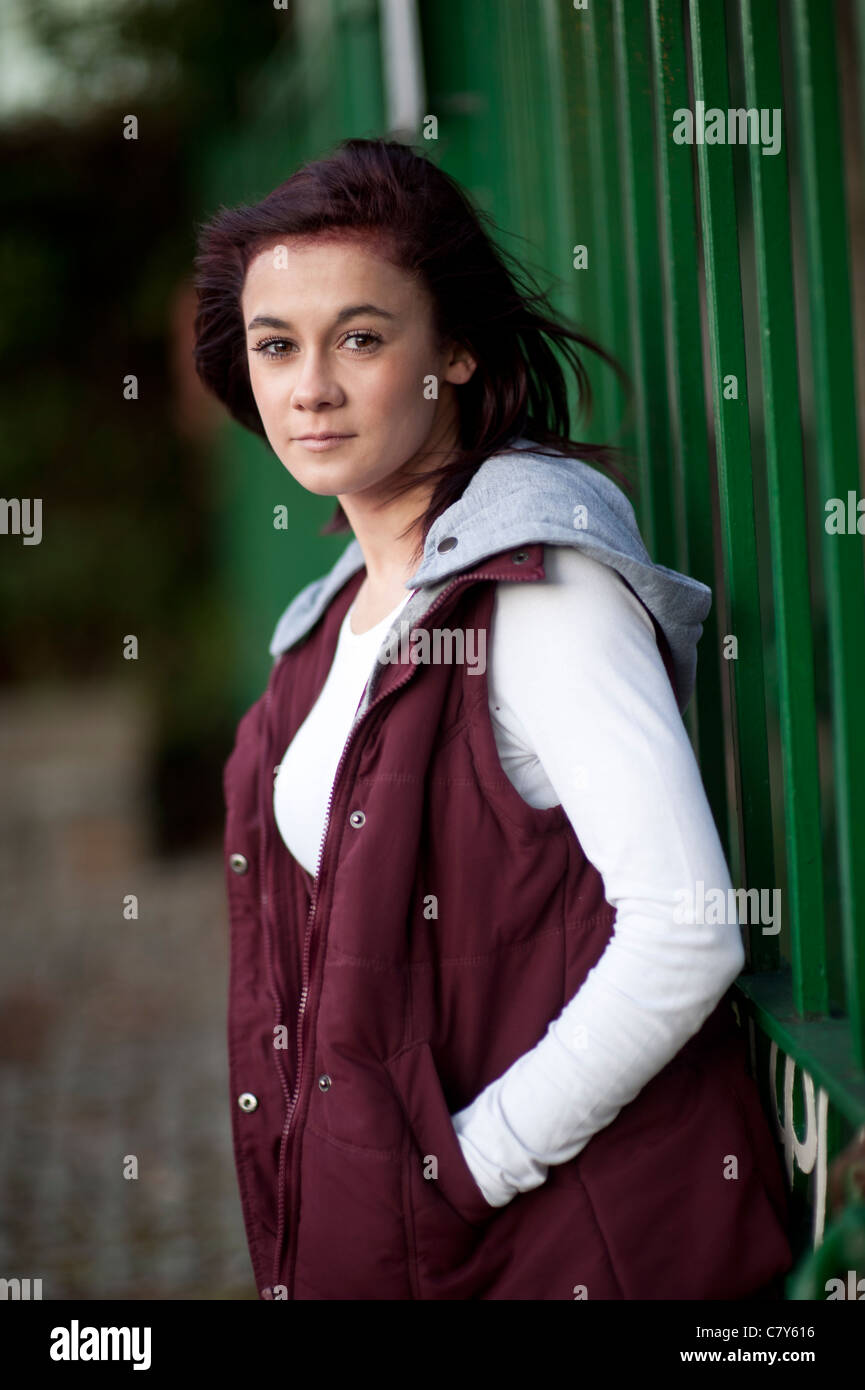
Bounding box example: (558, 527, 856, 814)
(290, 348, 344, 412)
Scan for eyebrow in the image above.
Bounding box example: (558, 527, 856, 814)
(246, 303, 397, 332)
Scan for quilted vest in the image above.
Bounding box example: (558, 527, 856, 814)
(223, 540, 793, 1300)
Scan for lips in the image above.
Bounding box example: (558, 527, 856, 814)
(293, 433, 355, 452)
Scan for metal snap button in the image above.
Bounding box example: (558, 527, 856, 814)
(229, 853, 249, 875)
(512, 550, 528, 564)
(318, 1074, 332, 1092)
(238, 1092, 259, 1112)
(349, 810, 366, 828)
(437, 536, 458, 552)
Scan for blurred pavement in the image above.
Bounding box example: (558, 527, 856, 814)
(0, 682, 254, 1300)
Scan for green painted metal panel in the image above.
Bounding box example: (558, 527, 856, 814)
(498, 0, 591, 438)
(578, 1, 634, 450)
(611, 0, 675, 561)
(737, 0, 827, 1016)
(417, 0, 509, 210)
(539, 0, 586, 330)
(496, 2, 563, 269)
(648, 0, 730, 851)
(419, 0, 609, 444)
(647, 0, 696, 580)
(789, 0, 865, 1066)
(688, 0, 778, 977)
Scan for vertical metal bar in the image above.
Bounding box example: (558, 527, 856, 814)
(537, 1, 611, 440)
(580, 1, 633, 445)
(333, 0, 386, 134)
(688, 0, 778, 970)
(497, 0, 539, 238)
(538, 0, 583, 326)
(790, 0, 865, 1063)
(737, 0, 828, 1016)
(611, 0, 675, 562)
(648, 0, 731, 857)
(647, 0, 691, 580)
(500, 2, 604, 436)
(857, 0, 865, 161)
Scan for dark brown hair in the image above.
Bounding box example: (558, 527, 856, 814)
(192, 136, 634, 558)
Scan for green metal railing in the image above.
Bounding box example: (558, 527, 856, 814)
(203, 0, 865, 1291)
(519, 0, 865, 1281)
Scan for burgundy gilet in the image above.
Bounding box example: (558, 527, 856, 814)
(223, 542, 793, 1299)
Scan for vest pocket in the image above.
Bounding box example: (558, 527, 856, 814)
(384, 1040, 499, 1229)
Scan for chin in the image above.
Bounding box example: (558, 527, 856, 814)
(291, 473, 346, 495)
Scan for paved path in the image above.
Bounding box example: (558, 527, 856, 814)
(0, 687, 255, 1300)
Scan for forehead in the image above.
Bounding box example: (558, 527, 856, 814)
(241, 232, 416, 309)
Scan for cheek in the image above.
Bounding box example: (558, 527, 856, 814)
(247, 359, 282, 409)
(247, 366, 290, 454)
(364, 357, 435, 420)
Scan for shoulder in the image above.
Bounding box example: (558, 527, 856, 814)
(487, 543, 677, 713)
(492, 544, 657, 641)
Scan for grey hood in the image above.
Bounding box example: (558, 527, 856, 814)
(268, 436, 712, 713)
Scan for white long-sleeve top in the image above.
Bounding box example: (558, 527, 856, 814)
(273, 545, 744, 1209)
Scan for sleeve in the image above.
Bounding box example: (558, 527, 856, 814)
(450, 544, 745, 1208)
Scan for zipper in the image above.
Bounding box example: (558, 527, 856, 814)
(260, 662, 293, 1114)
(269, 623, 422, 1289)
(269, 557, 541, 1293)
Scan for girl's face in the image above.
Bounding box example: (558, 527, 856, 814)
(240, 235, 475, 507)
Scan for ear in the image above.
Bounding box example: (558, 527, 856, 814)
(442, 341, 477, 386)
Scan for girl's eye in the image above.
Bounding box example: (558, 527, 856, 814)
(251, 337, 293, 357)
(250, 330, 382, 358)
(341, 330, 382, 353)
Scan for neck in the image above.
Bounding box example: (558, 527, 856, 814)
(338, 416, 459, 592)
